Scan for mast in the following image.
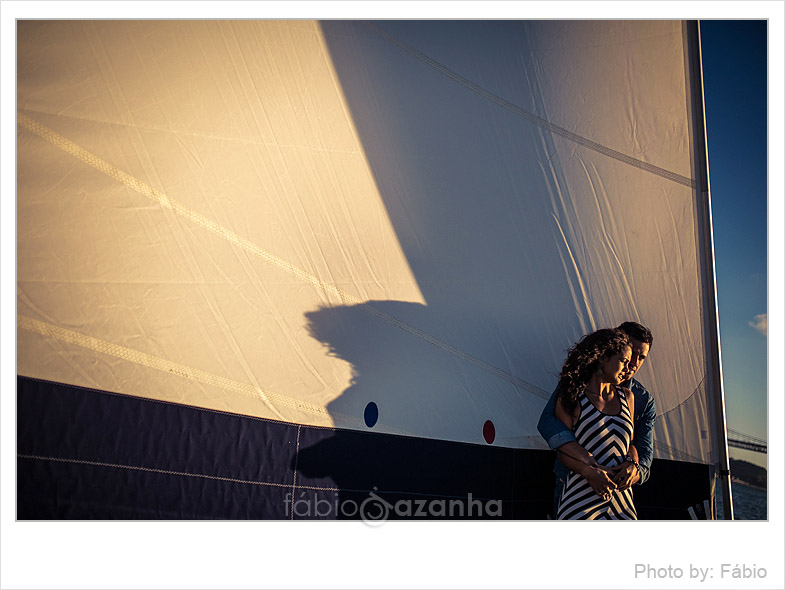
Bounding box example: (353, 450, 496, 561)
(687, 20, 734, 519)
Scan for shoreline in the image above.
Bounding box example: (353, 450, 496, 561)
(731, 477, 767, 492)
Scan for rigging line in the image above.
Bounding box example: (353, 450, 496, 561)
(291, 425, 301, 519)
(18, 454, 342, 494)
(365, 23, 696, 190)
(17, 112, 548, 400)
(18, 454, 502, 500)
(18, 453, 296, 489)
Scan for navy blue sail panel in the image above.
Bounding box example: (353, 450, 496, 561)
(18, 376, 549, 519)
(18, 376, 710, 520)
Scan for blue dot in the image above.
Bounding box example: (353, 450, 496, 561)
(364, 402, 379, 428)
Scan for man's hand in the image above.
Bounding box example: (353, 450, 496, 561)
(578, 460, 618, 498)
(557, 442, 617, 499)
(610, 461, 640, 490)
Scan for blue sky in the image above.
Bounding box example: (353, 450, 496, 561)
(700, 20, 768, 468)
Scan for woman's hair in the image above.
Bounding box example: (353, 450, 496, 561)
(557, 328, 631, 414)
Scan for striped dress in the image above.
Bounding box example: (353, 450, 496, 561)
(556, 386, 637, 520)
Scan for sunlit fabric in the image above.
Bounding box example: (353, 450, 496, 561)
(18, 21, 720, 518)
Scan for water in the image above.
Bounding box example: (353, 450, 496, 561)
(716, 480, 767, 520)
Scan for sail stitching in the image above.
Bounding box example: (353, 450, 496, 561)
(366, 23, 696, 189)
(17, 112, 548, 400)
(18, 314, 421, 434)
(16, 375, 399, 435)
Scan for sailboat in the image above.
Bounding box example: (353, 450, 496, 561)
(17, 19, 732, 519)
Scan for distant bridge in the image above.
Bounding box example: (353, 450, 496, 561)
(727, 429, 767, 454)
(728, 439, 767, 453)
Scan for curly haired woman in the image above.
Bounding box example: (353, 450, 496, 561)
(554, 328, 637, 519)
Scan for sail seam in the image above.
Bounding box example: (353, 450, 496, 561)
(15, 374, 412, 436)
(18, 314, 403, 433)
(17, 112, 548, 400)
(366, 23, 696, 189)
(658, 379, 704, 417)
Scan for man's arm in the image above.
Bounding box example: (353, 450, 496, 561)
(631, 389, 656, 484)
(557, 446, 618, 496)
(610, 386, 638, 490)
(537, 382, 577, 450)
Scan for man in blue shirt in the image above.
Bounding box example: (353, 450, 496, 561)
(537, 321, 656, 516)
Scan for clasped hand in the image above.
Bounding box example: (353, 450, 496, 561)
(609, 460, 639, 490)
(584, 459, 638, 498)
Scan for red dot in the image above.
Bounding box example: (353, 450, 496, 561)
(483, 420, 495, 444)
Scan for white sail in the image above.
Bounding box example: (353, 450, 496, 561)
(17, 20, 719, 487)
